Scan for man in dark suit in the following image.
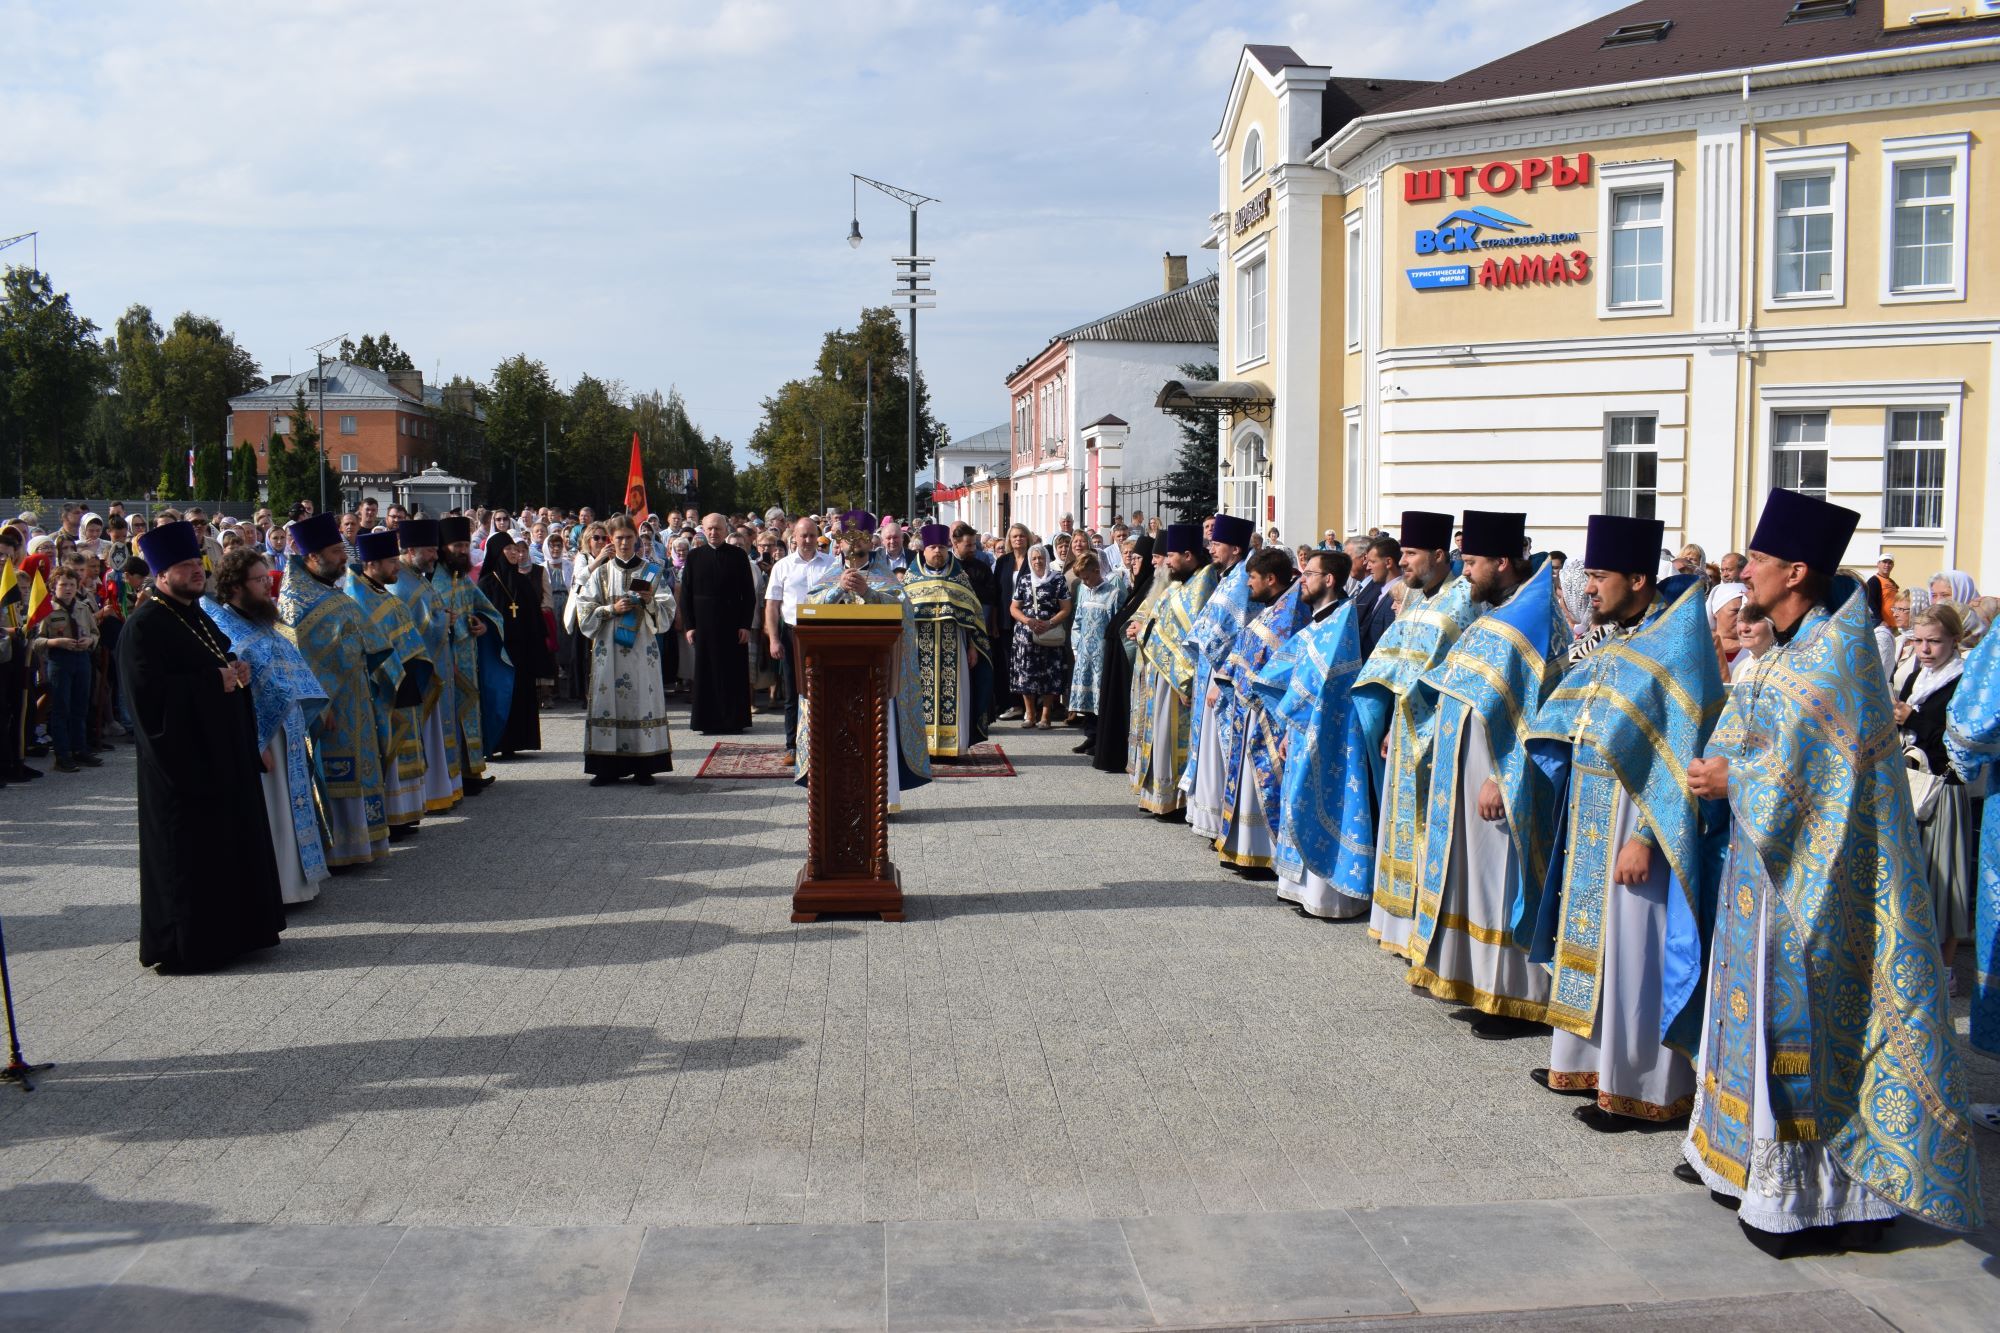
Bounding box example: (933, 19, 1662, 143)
(1354, 535, 1401, 657)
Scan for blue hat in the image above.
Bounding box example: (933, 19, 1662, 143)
(919, 523, 950, 547)
(1209, 513, 1254, 549)
(1583, 514, 1665, 576)
(356, 530, 401, 563)
(840, 509, 876, 533)
(1400, 510, 1453, 553)
(397, 518, 441, 550)
(137, 521, 204, 574)
(1748, 487, 1859, 576)
(1459, 509, 1526, 560)
(1162, 521, 1203, 554)
(288, 512, 342, 555)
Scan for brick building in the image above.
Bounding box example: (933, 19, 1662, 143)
(229, 362, 476, 509)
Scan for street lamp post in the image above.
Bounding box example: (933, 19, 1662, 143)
(849, 174, 936, 523)
(309, 334, 345, 514)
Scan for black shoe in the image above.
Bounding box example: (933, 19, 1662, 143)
(388, 823, 419, 840)
(54, 759, 79, 773)
(1469, 1013, 1544, 1040)
(1573, 1104, 1636, 1134)
(463, 774, 494, 795)
(76, 753, 104, 768)
(1531, 1068, 1593, 1097)
(1069, 740, 1092, 754)
(631, 773, 656, 786)
(9, 765, 43, 781)
(1672, 1161, 1702, 1186)
(589, 774, 616, 787)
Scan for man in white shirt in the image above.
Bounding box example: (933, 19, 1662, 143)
(765, 516, 839, 760)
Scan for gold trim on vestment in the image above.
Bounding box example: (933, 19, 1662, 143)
(1404, 967, 1550, 1021)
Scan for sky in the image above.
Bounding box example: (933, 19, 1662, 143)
(3, 0, 1613, 460)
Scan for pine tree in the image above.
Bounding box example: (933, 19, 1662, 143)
(1161, 361, 1219, 520)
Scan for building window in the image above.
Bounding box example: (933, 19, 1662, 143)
(1774, 174, 1834, 296)
(1771, 411, 1829, 500)
(1609, 189, 1664, 305)
(1763, 143, 1847, 308)
(1240, 128, 1264, 185)
(339, 414, 358, 435)
(1603, 415, 1658, 519)
(1236, 253, 1267, 365)
(1597, 160, 1675, 318)
(339, 453, 358, 473)
(1344, 411, 1364, 532)
(1344, 211, 1364, 351)
(1891, 164, 1954, 290)
(1883, 409, 1947, 532)
(1881, 133, 1969, 303)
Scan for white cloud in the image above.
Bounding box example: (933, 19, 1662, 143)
(3, 0, 1620, 460)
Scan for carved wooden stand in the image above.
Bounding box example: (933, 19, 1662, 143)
(792, 603, 906, 923)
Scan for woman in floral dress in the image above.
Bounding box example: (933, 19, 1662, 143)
(1009, 542, 1072, 728)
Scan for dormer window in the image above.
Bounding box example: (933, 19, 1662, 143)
(1784, 0, 1854, 22)
(1601, 19, 1672, 46)
(1240, 128, 1264, 185)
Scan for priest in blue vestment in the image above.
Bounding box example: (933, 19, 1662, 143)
(391, 519, 462, 815)
(1132, 524, 1214, 816)
(1214, 550, 1309, 871)
(1407, 511, 1563, 1037)
(1945, 622, 2000, 1135)
(1178, 513, 1255, 842)
(1352, 511, 1468, 954)
(1524, 514, 1726, 1131)
(1253, 556, 1374, 920)
(1682, 488, 1982, 1248)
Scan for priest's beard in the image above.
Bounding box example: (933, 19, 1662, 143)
(232, 594, 280, 626)
(442, 550, 472, 576)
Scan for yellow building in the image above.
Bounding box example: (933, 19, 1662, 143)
(1209, 0, 2000, 585)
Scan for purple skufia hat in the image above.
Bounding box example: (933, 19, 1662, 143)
(840, 510, 876, 533)
(1748, 487, 1860, 575)
(919, 523, 950, 547)
(136, 521, 203, 573)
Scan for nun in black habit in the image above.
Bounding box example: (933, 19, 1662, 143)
(1089, 535, 1155, 769)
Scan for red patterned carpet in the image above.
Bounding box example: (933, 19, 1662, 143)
(695, 742, 1014, 780)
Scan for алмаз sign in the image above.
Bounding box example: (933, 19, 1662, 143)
(1403, 156, 1592, 292)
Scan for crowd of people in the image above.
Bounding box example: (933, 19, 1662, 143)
(4, 485, 1997, 1254)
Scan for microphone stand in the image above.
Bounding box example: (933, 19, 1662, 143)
(0, 914, 53, 1091)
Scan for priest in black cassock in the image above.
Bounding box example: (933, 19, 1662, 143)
(681, 512, 757, 734)
(478, 532, 551, 758)
(118, 521, 285, 972)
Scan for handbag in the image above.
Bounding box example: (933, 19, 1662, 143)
(1032, 623, 1066, 648)
(1904, 747, 1943, 823)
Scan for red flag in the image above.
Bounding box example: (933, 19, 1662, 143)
(624, 431, 648, 526)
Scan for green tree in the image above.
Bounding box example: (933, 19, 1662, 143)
(231, 440, 260, 503)
(484, 354, 561, 507)
(266, 387, 331, 517)
(338, 333, 416, 373)
(1161, 361, 1220, 521)
(747, 307, 945, 516)
(159, 313, 261, 457)
(637, 387, 737, 517)
(431, 375, 487, 482)
(194, 439, 226, 499)
(554, 373, 630, 511)
(0, 266, 107, 494)
(156, 447, 186, 501)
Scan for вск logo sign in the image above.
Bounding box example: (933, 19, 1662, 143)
(1413, 206, 1529, 254)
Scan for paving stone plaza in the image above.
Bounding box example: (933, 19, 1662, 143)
(3, 706, 1997, 1329)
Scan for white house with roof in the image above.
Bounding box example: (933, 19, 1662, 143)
(1005, 257, 1220, 536)
(931, 422, 1010, 528)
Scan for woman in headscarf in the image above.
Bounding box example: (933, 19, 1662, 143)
(478, 533, 552, 758)
(1893, 603, 1974, 982)
(1930, 569, 1979, 608)
(1008, 542, 1072, 729)
(1089, 534, 1156, 769)
(1062, 546, 1128, 754)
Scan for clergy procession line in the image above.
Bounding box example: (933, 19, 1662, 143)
(1081, 497, 1997, 1256)
(8, 485, 1997, 1260)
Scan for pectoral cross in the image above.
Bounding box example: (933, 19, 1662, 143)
(508, 599, 519, 616)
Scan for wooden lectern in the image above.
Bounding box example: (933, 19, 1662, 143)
(791, 602, 906, 923)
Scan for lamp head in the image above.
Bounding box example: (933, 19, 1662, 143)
(847, 218, 863, 249)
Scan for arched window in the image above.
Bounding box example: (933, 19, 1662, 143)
(1240, 128, 1264, 185)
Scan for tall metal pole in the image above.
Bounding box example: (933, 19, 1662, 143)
(816, 422, 827, 515)
(863, 356, 874, 514)
(906, 205, 918, 522)
(542, 419, 549, 509)
(315, 351, 328, 513)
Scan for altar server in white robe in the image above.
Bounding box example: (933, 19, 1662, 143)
(574, 515, 675, 785)
(1178, 513, 1254, 842)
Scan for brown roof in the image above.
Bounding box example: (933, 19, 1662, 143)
(1376, 0, 2000, 115)
(1322, 76, 1438, 144)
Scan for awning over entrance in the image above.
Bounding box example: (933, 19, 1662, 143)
(1154, 378, 1272, 422)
